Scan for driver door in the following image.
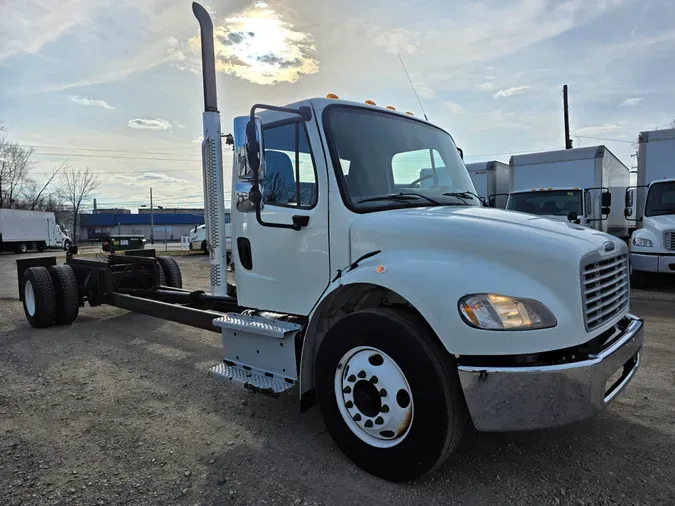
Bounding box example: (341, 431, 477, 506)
(232, 105, 330, 316)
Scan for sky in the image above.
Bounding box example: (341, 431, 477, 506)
(1, 0, 674, 211)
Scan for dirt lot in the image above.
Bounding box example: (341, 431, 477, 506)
(1, 253, 674, 505)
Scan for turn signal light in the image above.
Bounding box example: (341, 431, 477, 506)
(386, 105, 396, 110)
(405, 112, 414, 116)
(326, 93, 339, 99)
(365, 100, 376, 105)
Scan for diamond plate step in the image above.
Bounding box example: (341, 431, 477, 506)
(209, 363, 295, 396)
(213, 313, 302, 338)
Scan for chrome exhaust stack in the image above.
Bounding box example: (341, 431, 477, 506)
(193, 2, 228, 296)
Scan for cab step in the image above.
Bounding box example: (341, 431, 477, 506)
(210, 312, 303, 397)
(209, 362, 295, 397)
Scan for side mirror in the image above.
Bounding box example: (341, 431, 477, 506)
(601, 206, 611, 215)
(245, 117, 265, 181)
(567, 211, 578, 222)
(625, 189, 634, 208)
(601, 192, 611, 208)
(624, 207, 633, 217)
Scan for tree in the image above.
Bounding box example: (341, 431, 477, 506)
(56, 166, 101, 245)
(20, 162, 66, 210)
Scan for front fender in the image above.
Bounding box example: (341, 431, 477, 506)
(299, 248, 587, 399)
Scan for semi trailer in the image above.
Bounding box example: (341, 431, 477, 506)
(15, 2, 644, 483)
(0, 209, 71, 253)
(625, 128, 675, 284)
(505, 146, 631, 239)
(464, 160, 512, 208)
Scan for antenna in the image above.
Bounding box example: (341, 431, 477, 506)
(398, 53, 428, 121)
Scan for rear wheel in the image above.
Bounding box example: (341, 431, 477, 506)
(16, 242, 28, 254)
(156, 256, 182, 288)
(22, 267, 56, 328)
(37, 242, 46, 252)
(316, 307, 467, 482)
(49, 265, 80, 325)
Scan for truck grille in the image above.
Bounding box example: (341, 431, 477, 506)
(582, 253, 629, 331)
(665, 231, 675, 251)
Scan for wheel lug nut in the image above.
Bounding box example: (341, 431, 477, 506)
(353, 413, 362, 422)
(345, 401, 353, 409)
(347, 374, 356, 382)
(375, 416, 384, 425)
(370, 376, 378, 384)
(343, 386, 351, 394)
(381, 405, 390, 413)
(357, 370, 366, 379)
(379, 389, 387, 397)
(364, 420, 373, 428)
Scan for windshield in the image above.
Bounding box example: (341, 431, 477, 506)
(507, 190, 582, 216)
(645, 181, 675, 217)
(323, 106, 479, 211)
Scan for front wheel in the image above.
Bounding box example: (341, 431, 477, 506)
(316, 307, 467, 482)
(63, 239, 71, 251)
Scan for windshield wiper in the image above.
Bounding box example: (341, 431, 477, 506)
(358, 192, 442, 205)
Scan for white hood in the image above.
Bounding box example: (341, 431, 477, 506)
(643, 214, 675, 233)
(350, 206, 624, 261)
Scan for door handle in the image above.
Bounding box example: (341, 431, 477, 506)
(292, 215, 310, 230)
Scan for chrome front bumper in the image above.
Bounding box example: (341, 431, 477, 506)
(457, 314, 644, 432)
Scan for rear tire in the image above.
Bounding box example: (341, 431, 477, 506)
(157, 256, 182, 288)
(22, 267, 56, 328)
(37, 242, 46, 252)
(316, 307, 467, 482)
(49, 265, 80, 325)
(16, 242, 28, 254)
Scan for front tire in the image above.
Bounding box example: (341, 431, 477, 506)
(201, 240, 208, 255)
(63, 239, 71, 251)
(316, 307, 467, 482)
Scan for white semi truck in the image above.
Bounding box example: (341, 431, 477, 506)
(625, 127, 675, 284)
(506, 146, 631, 239)
(16, 3, 644, 483)
(0, 209, 71, 253)
(189, 216, 232, 255)
(465, 160, 512, 208)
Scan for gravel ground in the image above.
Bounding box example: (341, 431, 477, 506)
(1, 253, 674, 505)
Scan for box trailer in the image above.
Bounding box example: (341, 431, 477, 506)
(465, 161, 512, 208)
(625, 128, 675, 282)
(0, 209, 71, 253)
(14, 2, 644, 484)
(505, 146, 631, 239)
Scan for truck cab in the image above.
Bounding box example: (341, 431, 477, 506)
(54, 223, 71, 250)
(627, 178, 675, 279)
(506, 187, 586, 223)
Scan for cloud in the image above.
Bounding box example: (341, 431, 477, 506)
(174, 121, 186, 128)
(192, 136, 204, 144)
(493, 86, 530, 98)
(574, 123, 624, 136)
(127, 118, 173, 131)
(444, 101, 464, 114)
(475, 82, 496, 91)
(181, 1, 319, 85)
(68, 95, 115, 110)
(620, 98, 643, 107)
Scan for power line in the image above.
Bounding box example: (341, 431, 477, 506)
(572, 135, 635, 144)
(19, 144, 201, 156)
(32, 151, 201, 162)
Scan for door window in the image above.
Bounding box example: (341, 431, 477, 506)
(262, 121, 318, 208)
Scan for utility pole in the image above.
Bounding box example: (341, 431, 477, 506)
(150, 187, 154, 245)
(563, 85, 573, 149)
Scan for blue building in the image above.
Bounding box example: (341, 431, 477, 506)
(80, 212, 205, 242)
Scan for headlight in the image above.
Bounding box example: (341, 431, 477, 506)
(632, 237, 653, 248)
(458, 294, 557, 331)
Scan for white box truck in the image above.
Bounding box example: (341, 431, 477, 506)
(0, 209, 71, 253)
(505, 146, 631, 239)
(16, 2, 645, 484)
(625, 128, 675, 283)
(465, 161, 512, 208)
